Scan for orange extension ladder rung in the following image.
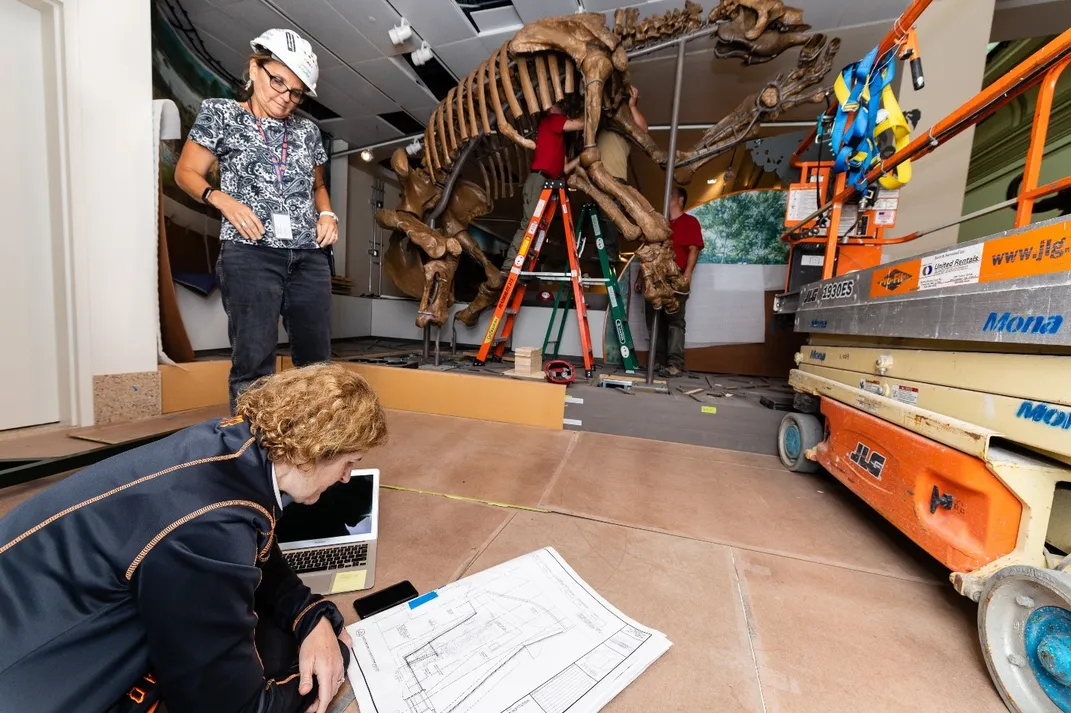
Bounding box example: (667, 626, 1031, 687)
(473, 179, 596, 377)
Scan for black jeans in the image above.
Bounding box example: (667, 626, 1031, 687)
(217, 241, 332, 413)
(644, 293, 688, 370)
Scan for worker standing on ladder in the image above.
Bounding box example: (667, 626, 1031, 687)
(596, 86, 649, 265)
(504, 103, 583, 268)
(637, 186, 703, 377)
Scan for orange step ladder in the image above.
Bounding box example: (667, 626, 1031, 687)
(473, 178, 596, 377)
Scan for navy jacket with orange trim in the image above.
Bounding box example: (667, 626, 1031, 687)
(0, 417, 347, 713)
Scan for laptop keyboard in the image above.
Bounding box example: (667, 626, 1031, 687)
(284, 544, 369, 574)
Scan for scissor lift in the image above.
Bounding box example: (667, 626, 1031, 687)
(772, 9, 1071, 712)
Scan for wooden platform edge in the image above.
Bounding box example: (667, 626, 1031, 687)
(160, 359, 566, 430)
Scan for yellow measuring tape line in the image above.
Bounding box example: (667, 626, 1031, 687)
(380, 484, 550, 513)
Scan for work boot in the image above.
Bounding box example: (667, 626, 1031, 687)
(659, 365, 681, 378)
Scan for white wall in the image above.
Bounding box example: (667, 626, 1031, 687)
(882, 0, 997, 261)
(176, 289, 371, 351)
(347, 164, 402, 297)
(71, 0, 157, 376)
(1, 0, 61, 429)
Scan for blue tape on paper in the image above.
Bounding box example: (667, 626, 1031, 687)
(408, 591, 438, 609)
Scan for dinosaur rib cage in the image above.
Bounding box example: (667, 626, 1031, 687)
(423, 44, 591, 201)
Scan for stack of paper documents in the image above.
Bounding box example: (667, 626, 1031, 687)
(346, 547, 671, 713)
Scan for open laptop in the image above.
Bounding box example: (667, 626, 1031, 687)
(276, 468, 380, 595)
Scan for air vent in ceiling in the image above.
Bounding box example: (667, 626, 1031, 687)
(456, 0, 516, 29)
(379, 111, 426, 134)
(303, 98, 341, 122)
(402, 53, 457, 102)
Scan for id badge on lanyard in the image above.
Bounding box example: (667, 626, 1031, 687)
(255, 115, 293, 241)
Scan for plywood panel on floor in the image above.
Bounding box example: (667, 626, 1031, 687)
(0, 429, 95, 460)
(371, 411, 576, 508)
(465, 511, 766, 713)
(68, 405, 229, 445)
(543, 432, 944, 582)
(736, 550, 1003, 712)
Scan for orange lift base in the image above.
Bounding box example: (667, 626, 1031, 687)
(814, 397, 1023, 573)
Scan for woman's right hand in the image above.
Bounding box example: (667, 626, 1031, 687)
(212, 193, 264, 241)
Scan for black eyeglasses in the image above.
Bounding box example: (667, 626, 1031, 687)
(257, 61, 305, 104)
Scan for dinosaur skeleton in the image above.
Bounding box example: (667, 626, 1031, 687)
(376, 0, 839, 330)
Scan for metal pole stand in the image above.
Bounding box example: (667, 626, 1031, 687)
(648, 38, 688, 385)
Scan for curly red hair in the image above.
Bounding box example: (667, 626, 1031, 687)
(235, 363, 388, 466)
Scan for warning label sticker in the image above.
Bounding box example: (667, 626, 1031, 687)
(891, 385, 919, 406)
(919, 243, 984, 291)
(874, 190, 900, 211)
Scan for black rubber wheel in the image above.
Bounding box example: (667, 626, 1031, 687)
(777, 412, 823, 473)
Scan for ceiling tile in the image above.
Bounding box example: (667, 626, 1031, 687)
(195, 29, 252, 79)
(352, 56, 440, 116)
(318, 116, 403, 147)
(433, 38, 490, 79)
(513, 0, 578, 24)
(478, 26, 520, 54)
(386, 0, 478, 46)
(186, 0, 341, 70)
(269, 0, 382, 66)
(319, 64, 400, 115)
(472, 6, 524, 33)
(322, 0, 427, 57)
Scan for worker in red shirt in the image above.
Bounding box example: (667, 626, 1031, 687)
(503, 103, 583, 268)
(637, 185, 704, 377)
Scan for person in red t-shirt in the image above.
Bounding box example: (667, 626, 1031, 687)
(503, 104, 583, 267)
(636, 185, 704, 377)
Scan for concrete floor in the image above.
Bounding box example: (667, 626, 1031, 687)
(0, 405, 1008, 712)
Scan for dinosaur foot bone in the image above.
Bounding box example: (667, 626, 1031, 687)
(416, 257, 459, 329)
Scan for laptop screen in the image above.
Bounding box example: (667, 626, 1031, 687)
(276, 469, 379, 548)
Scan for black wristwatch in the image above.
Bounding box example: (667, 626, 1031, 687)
(202, 187, 214, 204)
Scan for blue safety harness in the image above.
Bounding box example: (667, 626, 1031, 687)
(829, 45, 898, 192)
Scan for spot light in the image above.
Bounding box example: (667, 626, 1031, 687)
(389, 18, 412, 46)
(360, 149, 374, 162)
(412, 41, 434, 66)
(707, 178, 717, 185)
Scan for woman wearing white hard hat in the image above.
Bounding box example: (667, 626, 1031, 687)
(176, 29, 339, 414)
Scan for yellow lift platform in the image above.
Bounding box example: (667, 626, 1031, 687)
(773, 8, 1071, 712)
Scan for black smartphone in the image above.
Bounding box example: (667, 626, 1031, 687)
(353, 580, 419, 619)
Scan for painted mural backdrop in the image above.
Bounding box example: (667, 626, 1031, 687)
(688, 189, 790, 264)
(151, 0, 236, 216)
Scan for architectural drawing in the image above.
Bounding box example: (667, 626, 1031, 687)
(347, 548, 670, 713)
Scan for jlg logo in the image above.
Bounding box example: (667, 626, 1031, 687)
(849, 442, 887, 480)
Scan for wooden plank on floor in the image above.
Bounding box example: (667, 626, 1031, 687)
(336, 363, 566, 430)
(68, 405, 229, 445)
(164, 358, 566, 430)
(159, 361, 232, 413)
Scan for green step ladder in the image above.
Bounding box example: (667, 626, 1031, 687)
(543, 204, 639, 374)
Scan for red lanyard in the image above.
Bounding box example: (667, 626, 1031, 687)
(252, 108, 288, 190)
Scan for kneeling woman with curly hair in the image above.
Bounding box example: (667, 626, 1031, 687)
(0, 363, 388, 713)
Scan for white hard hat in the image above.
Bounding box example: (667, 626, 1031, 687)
(251, 29, 319, 97)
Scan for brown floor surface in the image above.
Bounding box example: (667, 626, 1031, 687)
(0, 411, 1003, 712)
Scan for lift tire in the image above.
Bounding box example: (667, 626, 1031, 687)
(979, 565, 1071, 713)
(777, 413, 822, 473)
